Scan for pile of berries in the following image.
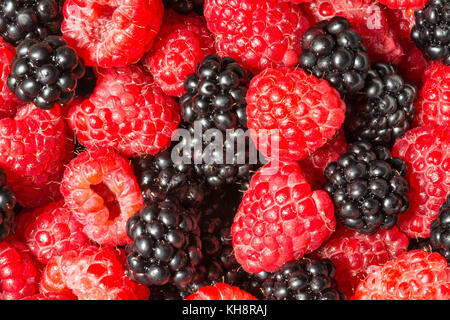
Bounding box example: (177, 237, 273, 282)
(0, 0, 447, 301)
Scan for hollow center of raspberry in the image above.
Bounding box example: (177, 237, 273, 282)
(91, 4, 118, 42)
(91, 182, 121, 221)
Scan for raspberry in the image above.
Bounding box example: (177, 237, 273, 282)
(203, 0, 311, 74)
(20, 201, 89, 264)
(386, 7, 417, 40)
(302, 0, 404, 64)
(430, 195, 450, 263)
(378, 0, 427, 9)
(61, 0, 164, 68)
(60, 148, 144, 247)
(312, 225, 409, 298)
(142, 10, 215, 97)
(352, 250, 450, 300)
(21, 293, 74, 300)
(393, 125, 450, 238)
(0, 103, 73, 209)
(185, 283, 257, 300)
(0, 37, 23, 119)
(67, 64, 180, 157)
(246, 67, 346, 162)
(299, 129, 347, 190)
(414, 62, 450, 127)
(397, 41, 429, 89)
(231, 160, 336, 274)
(41, 245, 150, 300)
(0, 239, 41, 300)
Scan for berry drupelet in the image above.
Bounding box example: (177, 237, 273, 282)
(7, 36, 85, 109)
(0, 167, 16, 242)
(299, 16, 370, 97)
(430, 195, 450, 263)
(261, 258, 344, 300)
(125, 197, 203, 288)
(345, 63, 417, 148)
(324, 141, 410, 235)
(0, 0, 63, 46)
(411, 0, 450, 66)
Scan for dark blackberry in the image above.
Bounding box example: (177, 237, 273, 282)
(133, 146, 206, 208)
(163, 0, 204, 15)
(411, 0, 450, 66)
(125, 197, 203, 288)
(324, 141, 410, 235)
(7, 36, 85, 109)
(75, 66, 96, 99)
(0, 167, 16, 242)
(345, 63, 417, 148)
(408, 237, 433, 252)
(430, 195, 450, 263)
(299, 16, 370, 97)
(0, 0, 63, 46)
(261, 258, 344, 300)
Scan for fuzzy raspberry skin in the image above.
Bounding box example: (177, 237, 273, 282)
(352, 250, 450, 300)
(232, 160, 336, 274)
(246, 67, 346, 162)
(186, 283, 258, 300)
(61, 0, 164, 68)
(312, 225, 409, 298)
(393, 126, 450, 238)
(60, 148, 144, 247)
(67, 65, 180, 157)
(414, 62, 450, 128)
(0, 240, 41, 300)
(299, 129, 347, 190)
(301, 0, 404, 64)
(21, 293, 74, 300)
(204, 0, 311, 75)
(40, 245, 150, 300)
(142, 10, 215, 97)
(0, 104, 74, 209)
(20, 201, 89, 264)
(378, 0, 426, 9)
(0, 38, 23, 119)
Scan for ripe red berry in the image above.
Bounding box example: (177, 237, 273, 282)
(377, 0, 427, 9)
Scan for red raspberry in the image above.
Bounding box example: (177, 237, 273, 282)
(0, 104, 73, 209)
(302, 0, 404, 64)
(352, 250, 450, 300)
(0, 38, 23, 119)
(246, 67, 346, 162)
(232, 160, 336, 274)
(204, 0, 311, 74)
(40, 245, 150, 300)
(393, 125, 450, 238)
(61, 0, 164, 68)
(20, 201, 89, 264)
(186, 283, 258, 300)
(60, 148, 144, 247)
(377, 0, 426, 9)
(0, 240, 41, 300)
(386, 7, 417, 40)
(312, 225, 409, 298)
(21, 293, 74, 300)
(299, 129, 347, 190)
(414, 62, 450, 128)
(142, 10, 215, 97)
(67, 65, 180, 157)
(397, 41, 429, 89)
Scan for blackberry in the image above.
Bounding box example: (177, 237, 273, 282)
(0, 0, 63, 46)
(299, 16, 370, 97)
(125, 197, 203, 287)
(0, 167, 16, 242)
(132, 146, 206, 208)
(163, 0, 204, 15)
(75, 66, 96, 99)
(261, 258, 344, 300)
(430, 195, 450, 263)
(408, 237, 433, 252)
(324, 141, 410, 235)
(411, 0, 450, 66)
(7, 36, 85, 109)
(345, 63, 417, 148)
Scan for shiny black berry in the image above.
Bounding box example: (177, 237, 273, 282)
(0, 0, 63, 46)
(430, 195, 450, 263)
(324, 141, 410, 235)
(411, 0, 450, 65)
(345, 63, 417, 148)
(299, 16, 370, 96)
(0, 167, 16, 242)
(7, 36, 85, 109)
